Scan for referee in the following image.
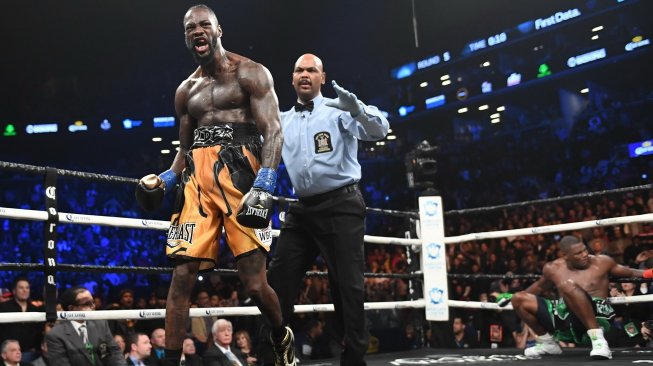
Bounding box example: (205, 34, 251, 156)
(267, 53, 389, 366)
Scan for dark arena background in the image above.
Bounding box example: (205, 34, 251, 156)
(1, 0, 652, 365)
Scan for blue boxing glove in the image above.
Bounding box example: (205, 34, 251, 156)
(135, 169, 178, 212)
(236, 167, 277, 228)
(324, 80, 364, 117)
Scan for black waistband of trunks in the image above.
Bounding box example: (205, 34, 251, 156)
(192, 123, 261, 148)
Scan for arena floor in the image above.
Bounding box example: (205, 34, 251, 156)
(300, 347, 653, 365)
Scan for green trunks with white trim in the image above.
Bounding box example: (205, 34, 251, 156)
(536, 295, 615, 345)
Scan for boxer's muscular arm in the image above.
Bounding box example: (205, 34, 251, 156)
(234, 62, 282, 228)
(605, 255, 647, 278)
(239, 61, 282, 169)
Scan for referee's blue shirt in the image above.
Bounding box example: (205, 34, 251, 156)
(280, 94, 389, 197)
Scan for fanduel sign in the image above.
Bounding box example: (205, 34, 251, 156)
(535, 9, 581, 30)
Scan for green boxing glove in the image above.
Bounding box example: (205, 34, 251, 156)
(496, 293, 512, 307)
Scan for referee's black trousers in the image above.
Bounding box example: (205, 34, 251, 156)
(268, 186, 369, 366)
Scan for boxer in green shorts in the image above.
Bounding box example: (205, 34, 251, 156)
(510, 235, 653, 360)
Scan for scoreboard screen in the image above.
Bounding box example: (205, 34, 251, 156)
(389, 0, 651, 118)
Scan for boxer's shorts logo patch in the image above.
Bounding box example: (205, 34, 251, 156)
(166, 222, 196, 247)
(255, 226, 273, 247)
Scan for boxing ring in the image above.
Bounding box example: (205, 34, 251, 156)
(1, 160, 652, 365)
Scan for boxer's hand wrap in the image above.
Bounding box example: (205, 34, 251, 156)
(236, 168, 277, 229)
(496, 292, 513, 307)
(158, 169, 179, 192)
(325, 80, 364, 117)
(251, 167, 277, 193)
(644, 268, 653, 279)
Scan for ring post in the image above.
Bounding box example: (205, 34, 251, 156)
(44, 167, 58, 322)
(418, 195, 448, 321)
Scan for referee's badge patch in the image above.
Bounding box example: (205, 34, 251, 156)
(314, 131, 333, 153)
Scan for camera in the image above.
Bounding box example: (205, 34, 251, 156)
(405, 140, 438, 190)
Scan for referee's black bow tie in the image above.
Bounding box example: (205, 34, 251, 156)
(294, 100, 314, 112)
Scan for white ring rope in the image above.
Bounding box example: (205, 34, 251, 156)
(0, 300, 427, 323)
(2, 292, 652, 323)
(443, 213, 653, 244)
(2, 206, 652, 246)
(0, 206, 420, 246)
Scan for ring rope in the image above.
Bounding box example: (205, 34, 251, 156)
(0, 263, 421, 280)
(3, 206, 651, 246)
(0, 207, 421, 246)
(0, 300, 428, 324)
(444, 183, 653, 216)
(1, 260, 644, 282)
(448, 294, 653, 310)
(443, 213, 653, 244)
(0, 161, 139, 185)
(448, 273, 649, 283)
(4, 292, 652, 324)
(0, 161, 419, 219)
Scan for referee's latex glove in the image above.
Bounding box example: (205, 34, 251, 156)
(325, 80, 364, 117)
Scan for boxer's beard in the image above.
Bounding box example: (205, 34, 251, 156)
(187, 37, 218, 66)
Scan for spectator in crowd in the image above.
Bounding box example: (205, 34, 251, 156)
(589, 238, 608, 255)
(113, 334, 126, 358)
(30, 339, 49, 366)
(610, 282, 649, 347)
(641, 320, 653, 347)
(233, 330, 257, 366)
(608, 225, 632, 264)
(126, 333, 152, 366)
(1, 340, 27, 366)
(0, 277, 44, 363)
(180, 337, 201, 366)
(147, 328, 165, 365)
(108, 289, 138, 339)
(45, 286, 126, 365)
(202, 319, 247, 366)
(295, 319, 330, 361)
(396, 323, 420, 351)
(447, 315, 478, 349)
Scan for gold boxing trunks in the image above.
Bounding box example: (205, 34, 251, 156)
(166, 123, 273, 270)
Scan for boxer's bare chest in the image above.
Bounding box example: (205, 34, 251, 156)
(187, 72, 250, 124)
